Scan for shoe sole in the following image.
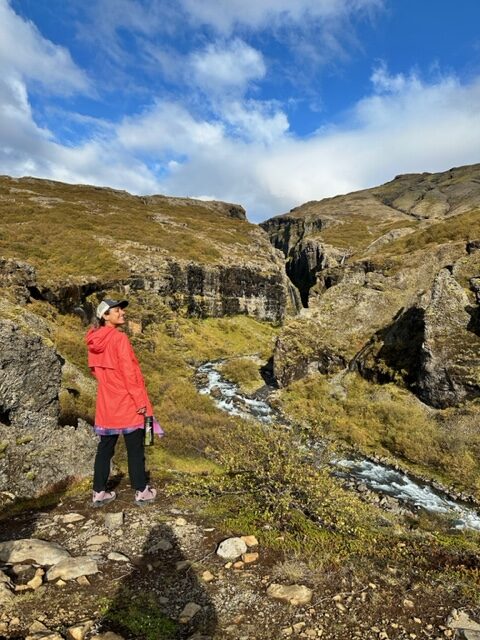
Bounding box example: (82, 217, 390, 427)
(134, 498, 156, 507)
(92, 497, 116, 508)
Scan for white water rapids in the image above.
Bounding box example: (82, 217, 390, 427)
(197, 361, 480, 531)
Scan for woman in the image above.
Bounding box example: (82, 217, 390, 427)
(86, 298, 161, 507)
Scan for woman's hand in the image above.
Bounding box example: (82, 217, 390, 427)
(136, 406, 147, 415)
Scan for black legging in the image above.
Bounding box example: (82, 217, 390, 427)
(93, 429, 147, 492)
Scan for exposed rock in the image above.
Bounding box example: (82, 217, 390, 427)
(0, 257, 37, 303)
(66, 619, 94, 640)
(266, 583, 313, 606)
(216, 537, 248, 561)
(418, 269, 480, 407)
(46, 556, 99, 581)
(178, 602, 202, 623)
(241, 535, 258, 547)
(0, 539, 70, 565)
(107, 552, 130, 562)
(0, 319, 61, 428)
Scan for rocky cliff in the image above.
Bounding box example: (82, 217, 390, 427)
(262, 164, 480, 408)
(0, 176, 298, 323)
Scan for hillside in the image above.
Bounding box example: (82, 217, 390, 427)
(1, 170, 480, 640)
(0, 175, 297, 322)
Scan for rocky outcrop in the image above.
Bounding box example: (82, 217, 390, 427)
(0, 320, 61, 428)
(417, 269, 480, 408)
(265, 164, 480, 407)
(0, 175, 297, 324)
(0, 320, 96, 499)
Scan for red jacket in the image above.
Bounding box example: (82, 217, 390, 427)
(86, 326, 153, 429)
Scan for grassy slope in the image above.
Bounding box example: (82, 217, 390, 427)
(0, 176, 271, 285)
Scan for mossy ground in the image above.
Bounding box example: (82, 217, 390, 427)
(279, 371, 480, 498)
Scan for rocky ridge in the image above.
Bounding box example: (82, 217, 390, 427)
(0, 176, 299, 324)
(261, 164, 480, 408)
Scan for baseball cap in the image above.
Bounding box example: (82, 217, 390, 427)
(96, 298, 128, 319)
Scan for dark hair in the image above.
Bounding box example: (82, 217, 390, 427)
(93, 311, 109, 328)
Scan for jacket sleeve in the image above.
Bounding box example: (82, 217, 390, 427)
(116, 333, 148, 410)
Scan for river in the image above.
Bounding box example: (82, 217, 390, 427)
(196, 361, 480, 531)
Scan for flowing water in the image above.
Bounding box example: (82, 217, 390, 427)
(197, 361, 480, 531)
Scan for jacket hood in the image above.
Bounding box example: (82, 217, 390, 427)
(86, 325, 117, 354)
(86, 326, 119, 369)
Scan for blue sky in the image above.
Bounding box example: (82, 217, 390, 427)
(1, 0, 480, 221)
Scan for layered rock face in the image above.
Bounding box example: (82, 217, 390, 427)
(0, 176, 296, 323)
(263, 164, 480, 408)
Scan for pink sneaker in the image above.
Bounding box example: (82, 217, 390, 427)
(134, 485, 157, 506)
(92, 490, 116, 507)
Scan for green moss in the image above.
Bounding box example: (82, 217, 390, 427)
(102, 591, 177, 640)
(219, 357, 265, 394)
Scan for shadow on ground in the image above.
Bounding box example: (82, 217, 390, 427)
(99, 520, 218, 640)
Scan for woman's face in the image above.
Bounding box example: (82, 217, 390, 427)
(103, 305, 126, 327)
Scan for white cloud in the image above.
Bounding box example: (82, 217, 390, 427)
(189, 39, 266, 94)
(117, 101, 225, 154)
(221, 100, 289, 143)
(180, 0, 382, 33)
(158, 68, 480, 219)
(0, 0, 90, 94)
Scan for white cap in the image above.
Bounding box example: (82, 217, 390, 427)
(95, 298, 128, 319)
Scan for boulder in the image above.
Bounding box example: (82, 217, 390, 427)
(418, 269, 480, 407)
(216, 537, 247, 561)
(0, 320, 61, 428)
(0, 539, 70, 565)
(47, 556, 99, 582)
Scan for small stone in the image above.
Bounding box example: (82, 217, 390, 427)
(241, 552, 259, 564)
(176, 560, 191, 571)
(179, 602, 202, 624)
(281, 628, 293, 637)
(175, 517, 188, 526)
(241, 535, 259, 547)
(76, 576, 91, 586)
(27, 573, 43, 590)
(403, 599, 415, 609)
(293, 622, 306, 632)
(335, 602, 347, 613)
(90, 634, 125, 640)
(56, 579, 67, 586)
(47, 557, 99, 582)
(62, 514, 85, 524)
(216, 537, 248, 561)
(104, 513, 124, 530)
(267, 583, 313, 606)
(87, 535, 109, 546)
(202, 570, 215, 583)
(66, 620, 94, 640)
(108, 552, 130, 563)
(29, 621, 48, 633)
(224, 562, 233, 569)
(233, 561, 244, 569)
(0, 539, 70, 565)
